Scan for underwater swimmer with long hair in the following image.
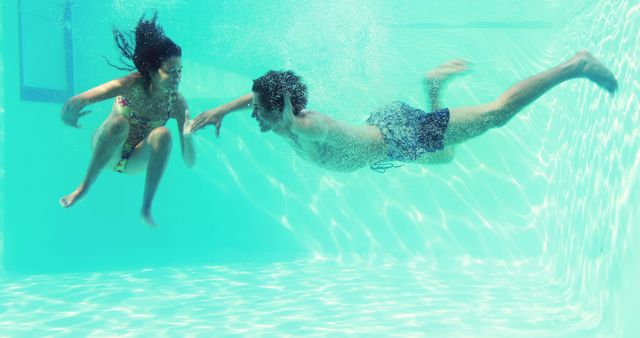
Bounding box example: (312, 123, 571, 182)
(59, 12, 196, 226)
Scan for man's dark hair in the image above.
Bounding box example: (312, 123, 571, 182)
(108, 11, 182, 92)
(252, 70, 308, 115)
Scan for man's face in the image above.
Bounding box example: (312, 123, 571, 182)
(251, 92, 281, 132)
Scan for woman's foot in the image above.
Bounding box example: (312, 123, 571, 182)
(572, 50, 618, 94)
(59, 185, 86, 208)
(141, 209, 158, 227)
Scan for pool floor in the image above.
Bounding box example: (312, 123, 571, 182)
(0, 258, 603, 337)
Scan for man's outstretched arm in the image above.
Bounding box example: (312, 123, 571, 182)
(190, 93, 253, 136)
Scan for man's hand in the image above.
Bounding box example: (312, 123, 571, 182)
(190, 108, 225, 137)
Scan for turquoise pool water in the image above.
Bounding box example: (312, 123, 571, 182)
(1, 0, 639, 336)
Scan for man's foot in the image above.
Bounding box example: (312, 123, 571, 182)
(572, 50, 618, 94)
(59, 186, 86, 208)
(141, 209, 158, 227)
(425, 59, 469, 87)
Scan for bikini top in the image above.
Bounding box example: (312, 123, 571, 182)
(116, 95, 170, 129)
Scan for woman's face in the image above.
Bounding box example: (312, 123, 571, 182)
(154, 56, 182, 92)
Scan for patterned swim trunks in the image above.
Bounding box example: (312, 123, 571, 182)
(366, 101, 450, 165)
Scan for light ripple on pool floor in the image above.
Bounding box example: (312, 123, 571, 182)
(0, 258, 602, 337)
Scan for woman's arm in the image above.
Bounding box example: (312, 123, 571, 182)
(173, 94, 196, 167)
(189, 93, 253, 136)
(61, 73, 137, 127)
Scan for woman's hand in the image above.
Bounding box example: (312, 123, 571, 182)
(190, 108, 226, 137)
(179, 109, 197, 167)
(183, 110, 194, 136)
(61, 96, 91, 128)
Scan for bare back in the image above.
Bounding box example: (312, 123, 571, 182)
(279, 110, 387, 172)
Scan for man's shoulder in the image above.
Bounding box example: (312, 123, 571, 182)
(299, 109, 328, 119)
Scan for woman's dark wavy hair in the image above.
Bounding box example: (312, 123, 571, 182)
(252, 71, 308, 115)
(107, 11, 181, 91)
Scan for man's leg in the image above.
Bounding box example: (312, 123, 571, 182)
(444, 50, 618, 146)
(424, 59, 467, 111)
(59, 114, 129, 207)
(417, 60, 467, 165)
